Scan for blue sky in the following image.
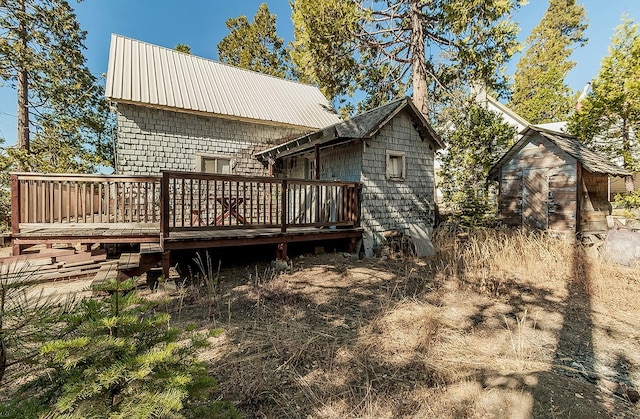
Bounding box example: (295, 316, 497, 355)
(1, 0, 639, 146)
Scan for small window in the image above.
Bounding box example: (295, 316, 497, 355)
(386, 150, 405, 181)
(197, 154, 232, 174)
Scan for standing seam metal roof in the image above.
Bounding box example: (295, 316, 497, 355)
(105, 34, 342, 129)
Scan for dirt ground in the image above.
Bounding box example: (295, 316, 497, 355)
(142, 232, 640, 419)
(6, 230, 639, 418)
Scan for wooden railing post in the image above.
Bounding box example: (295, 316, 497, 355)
(355, 184, 362, 226)
(161, 172, 170, 238)
(281, 179, 288, 233)
(11, 174, 21, 255)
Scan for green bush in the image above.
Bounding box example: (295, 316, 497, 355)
(3, 277, 237, 418)
(613, 190, 640, 210)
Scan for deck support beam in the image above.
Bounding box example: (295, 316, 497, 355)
(276, 242, 287, 260)
(162, 250, 171, 281)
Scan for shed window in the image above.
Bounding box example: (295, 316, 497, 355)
(197, 154, 232, 174)
(386, 150, 405, 181)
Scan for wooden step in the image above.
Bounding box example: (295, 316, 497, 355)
(118, 253, 141, 270)
(140, 243, 162, 255)
(91, 262, 119, 289)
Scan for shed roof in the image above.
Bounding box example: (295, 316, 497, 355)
(105, 34, 342, 129)
(489, 126, 631, 179)
(256, 97, 444, 162)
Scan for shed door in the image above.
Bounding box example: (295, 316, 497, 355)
(522, 169, 548, 230)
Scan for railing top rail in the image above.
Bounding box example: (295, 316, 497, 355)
(162, 170, 361, 187)
(163, 171, 283, 184)
(11, 172, 161, 182)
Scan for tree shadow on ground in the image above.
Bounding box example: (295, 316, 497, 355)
(167, 243, 638, 418)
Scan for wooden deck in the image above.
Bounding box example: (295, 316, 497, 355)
(11, 171, 362, 278)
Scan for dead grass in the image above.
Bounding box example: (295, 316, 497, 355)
(6, 229, 637, 417)
(163, 229, 639, 418)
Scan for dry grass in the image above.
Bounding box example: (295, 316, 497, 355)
(151, 230, 640, 417)
(3, 230, 637, 417)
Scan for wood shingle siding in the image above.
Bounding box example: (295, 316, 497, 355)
(490, 126, 630, 237)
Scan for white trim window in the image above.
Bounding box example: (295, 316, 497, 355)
(196, 153, 232, 174)
(386, 150, 406, 181)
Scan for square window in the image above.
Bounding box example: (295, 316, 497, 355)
(198, 155, 232, 174)
(386, 151, 405, 181)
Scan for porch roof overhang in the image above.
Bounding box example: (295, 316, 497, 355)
(256, 97, 444, 162)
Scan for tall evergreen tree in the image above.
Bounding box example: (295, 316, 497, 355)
(291, 0, 523, 116)
(217, 3, 289, 78)
(290, 0, 360, 106)
(568, 17, 640, 193)
(440, 103, 516, 223)
(510, 0, 588, 124)
(0, 0, 112, 172)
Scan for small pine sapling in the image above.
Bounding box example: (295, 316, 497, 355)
(39, 277, 238, 418)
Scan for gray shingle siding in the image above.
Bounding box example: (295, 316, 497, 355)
(360, 110, 435, 255)
(283, 110, 436, 256)
(115, 103, 308, 175)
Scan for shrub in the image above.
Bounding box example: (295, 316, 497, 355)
(33, 278, 237, 418)
(613, 190, 640, 210)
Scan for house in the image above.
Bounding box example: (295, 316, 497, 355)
(489, 126, 630, 237)
(105, 34, 342, 176)
(101, 35, 445, 258)
(257, 97, 445, 257)
(11, 36, 443, 283)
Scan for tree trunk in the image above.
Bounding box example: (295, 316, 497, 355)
(409, 0, 428, 117)
(17, 0, 30, 170)
(624, 175, 635, 194)
(622, 118, 634, 193)
(0, 336, 5, 384)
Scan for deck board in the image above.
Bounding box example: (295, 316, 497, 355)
(163, 226, 363, 250)
(13, 224, 362, 254)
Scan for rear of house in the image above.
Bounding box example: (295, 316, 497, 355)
(258, 98, 444, 257)
(105, 34, 341, 177)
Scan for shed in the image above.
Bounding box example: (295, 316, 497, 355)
(489, 126, 630, 236)
(257, 97, 444, 257)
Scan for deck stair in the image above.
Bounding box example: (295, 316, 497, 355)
(117, 244, 163, 280)
(90, 262, 119, 290)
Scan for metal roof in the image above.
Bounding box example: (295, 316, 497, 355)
(105, 34, 342, 129)
(489, 126, 631, 179)
(256, 97, 444, 161)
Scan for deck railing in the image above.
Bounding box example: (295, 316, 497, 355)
(10, 172, 361, 237)
(161, 171, 360, 235)
(11, 173, 161, 233)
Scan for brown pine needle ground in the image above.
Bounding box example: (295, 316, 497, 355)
(157, 229, 640, 418)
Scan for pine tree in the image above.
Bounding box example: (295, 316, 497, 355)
(510, 0, 588, 124)
(174, 44, 192, 54)
(568, 17, 640, 193)
(0, 0, 112, 172)
(291, 0, 523, 116)
(0, 264, 76, 385)
(440, 103, 516, 224)
(290, 0, 360, 105)
(217, 3, 289, 78)
(37, 278, 238, 418)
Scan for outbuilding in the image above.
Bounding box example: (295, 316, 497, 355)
(489, 126, 630, 237)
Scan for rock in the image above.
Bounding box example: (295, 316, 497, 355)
(271, 260, 288, 272)
(601, 229, 640, 266)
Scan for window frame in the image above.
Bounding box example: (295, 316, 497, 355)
(386, 150, 406, 181)
(195, 153, 233, 174)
